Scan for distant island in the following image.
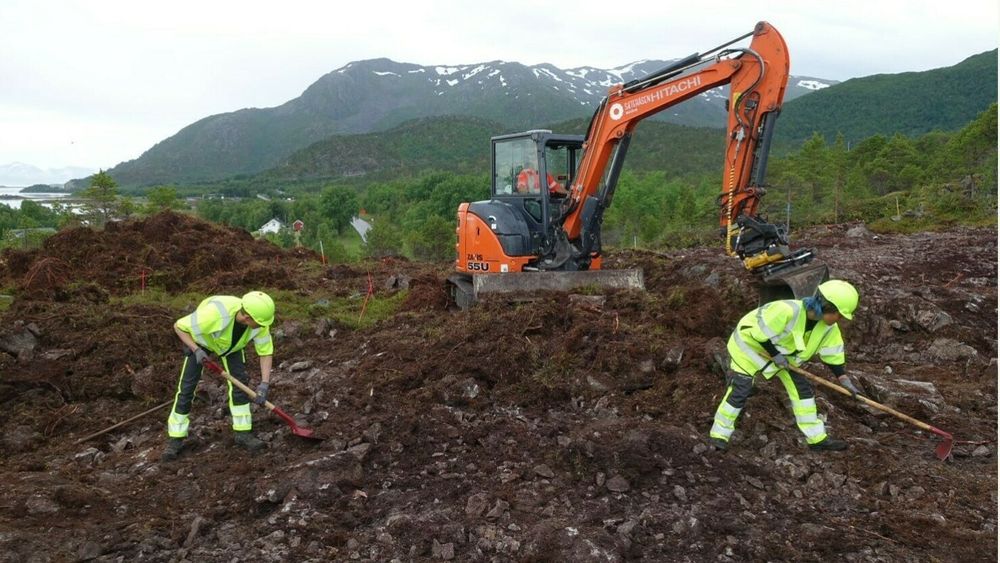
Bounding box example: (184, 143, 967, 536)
(20, 183, 70, 193)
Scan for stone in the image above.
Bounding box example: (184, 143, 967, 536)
(595, 472, 606, 487)
(692, 443, 708, 455)
(184, 516, 206, 548)
(347, 443, 372, 461)
(925, 338, 978, 362)
(660, 348, 685, 372)
(825, 472, 848, 488)
(40, 348, 74, 360)
(586, 375, 609, 392)
(914, 309, 953, 333)
(617, 519, 637, 536)
(432, 539, 455, 560)
(485, 499, 509, 520)
(466, 493, 489, 517)
(461, 379, 480, 400)
(746, 476, 765, 490)
(74, 447, 101, 465)
(346, 538, 360, 551)
(77, 541, 102, 561)
(386, 513, 412, 529)
(385, 274, 412, 291)
(606, 475, 630, 493)
(534, 464, 555, 479)
(0, 322, 38, 361)
(972, 445, 990, 457)
(288, 361, 314, 372)
(806, 473, 824, 489)
(26, 495, 60, 514)
(672, 485, 687, 502)
(845, 224, 873, 238)
(903, 486, 926, 501)
(363, 422, 382, 444)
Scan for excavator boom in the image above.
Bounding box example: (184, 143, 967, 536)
(450, 22, 826, 308)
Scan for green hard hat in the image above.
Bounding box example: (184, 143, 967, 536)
(242, 291, 275, 327)
(817, 280, 859, 320)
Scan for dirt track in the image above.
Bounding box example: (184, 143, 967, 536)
(0, 213, 996, 562)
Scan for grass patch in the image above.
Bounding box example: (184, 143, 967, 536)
(0, 294, 13, 313)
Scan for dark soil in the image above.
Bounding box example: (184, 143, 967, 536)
(0, 213, 995, 562)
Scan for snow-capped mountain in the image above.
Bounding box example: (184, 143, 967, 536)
(338, 58, 833, 109)
(99, 57, 836, 187)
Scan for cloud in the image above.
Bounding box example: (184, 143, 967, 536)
(1, 0, 996, 170)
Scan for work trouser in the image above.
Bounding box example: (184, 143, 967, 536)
(166, 348, 252, 438)
(710, 367, 828, 445)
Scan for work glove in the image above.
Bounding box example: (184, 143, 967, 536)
(193, 348, 209, 365)
(837, 375, 862, 399)
(254, 382, 270, 405)
(770, 354, 791, 370)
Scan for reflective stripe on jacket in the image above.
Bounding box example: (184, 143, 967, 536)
(727, 300, 845, 377)
(175, 295, 274, 356)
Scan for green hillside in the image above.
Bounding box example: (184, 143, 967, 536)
(265, 116, 500, 180)
(261, 115, 727, 185)
(777, 50, 998, 146)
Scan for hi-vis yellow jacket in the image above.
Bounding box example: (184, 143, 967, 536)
(727, 299, 845, 378)
(175, 295, 273, 357)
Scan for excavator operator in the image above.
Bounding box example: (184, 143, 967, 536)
(516, 162, 568, 196)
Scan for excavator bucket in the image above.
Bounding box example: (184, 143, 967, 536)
(449, 269, 645, 309)
(757, 261, 829, 304)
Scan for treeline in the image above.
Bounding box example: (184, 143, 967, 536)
(187, 173, 487, 262)
(604, 103, 998, 247)
(195, 186, 362, 263)
(0, 200, 65, 249)
(4, 104, 994, 263)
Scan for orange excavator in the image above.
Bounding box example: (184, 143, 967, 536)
(448, 22, 828, 308)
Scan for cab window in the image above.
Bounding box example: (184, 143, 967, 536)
(544, 144, 572, 194)
(494, 138, 538, 196)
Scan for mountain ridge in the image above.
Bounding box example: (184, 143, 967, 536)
(92, 57, 836, 188)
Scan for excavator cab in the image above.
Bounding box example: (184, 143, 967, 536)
(490, 130, 582, 246)
(449, 130, 643, 308)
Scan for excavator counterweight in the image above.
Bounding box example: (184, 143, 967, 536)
(449, 22, 826, 309)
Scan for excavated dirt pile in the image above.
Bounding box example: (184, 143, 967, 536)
(0, 213, 996, 562)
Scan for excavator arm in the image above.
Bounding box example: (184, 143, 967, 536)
(558, 21, 816, 280)
(450, 21, 828, 309)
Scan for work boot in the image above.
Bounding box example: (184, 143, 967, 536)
(709, 437, 729, 451)
(809, 437, 848, 451)
(234, 431, 266, 452)
(161, 438, 184, 462)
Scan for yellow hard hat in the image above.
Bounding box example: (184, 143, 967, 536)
(241, 291, 275, 327)
(817, 280, 859, 320)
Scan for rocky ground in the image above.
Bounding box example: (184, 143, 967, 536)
(0, 213, 996, 562)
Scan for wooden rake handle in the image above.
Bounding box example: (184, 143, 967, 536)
(203, 360, 277, 412)
(74, 400, 172, 444)
(786, 363, 953, 440)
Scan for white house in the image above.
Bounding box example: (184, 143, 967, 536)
(258, 218, 284, 235)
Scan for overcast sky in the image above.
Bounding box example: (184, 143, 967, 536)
(1, 0, 997, 174)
